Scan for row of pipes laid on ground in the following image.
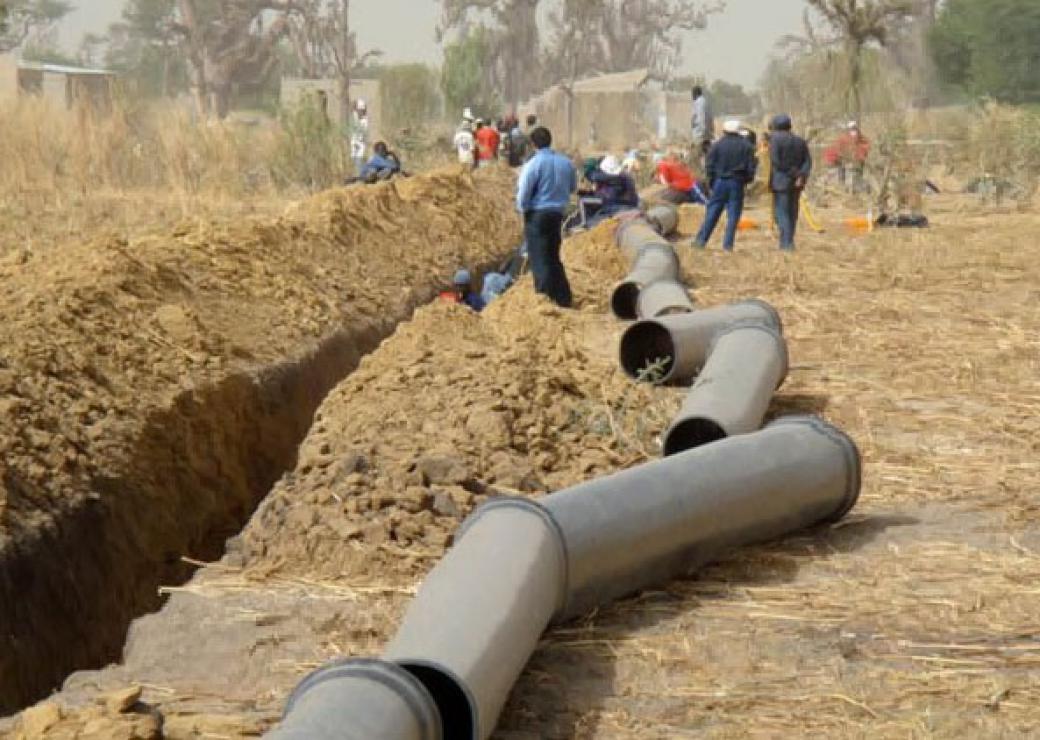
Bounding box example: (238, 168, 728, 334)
(268, 204, 862, 740)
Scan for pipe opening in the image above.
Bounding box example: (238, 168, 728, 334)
(619, 321, 675, 382)
(399, 663, 476, 740)
(663, 418, 728, 456)
(611, 282, 641, 320)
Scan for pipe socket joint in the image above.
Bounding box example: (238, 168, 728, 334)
(619, 300, 784, 384)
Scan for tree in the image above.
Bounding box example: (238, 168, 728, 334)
(173, 1, 300, 118)
(105, 0, 188, 97)
(440, 26, 499, 120)
(285, 0, 382, 123)
(930, 0, 1040, 104)
(378, 63, 440, 131)
(806, 0, 915, 120)
(0, 0, 72, 53)
(546, 0, 724, 81)
(438, 0, 541, 110)
(709, 79, 756, 115)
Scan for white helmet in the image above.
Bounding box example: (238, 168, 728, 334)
(599, 155, 623, 176)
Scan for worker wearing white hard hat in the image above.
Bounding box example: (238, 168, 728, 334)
(694, 119, 758, 251)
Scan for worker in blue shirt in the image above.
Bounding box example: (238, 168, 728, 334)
(694, 119, 758, 252)
(358, 141, 401, 182)
(516, 127, 577, 307)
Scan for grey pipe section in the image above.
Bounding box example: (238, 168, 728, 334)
(267, 659, 443, 740)
(645, 204, 679, 236)
(610, 244, 680, 320)
(619, 299, 783, 384)
(615, 218, 670, 260)
(383, 501, 566, 739)
(271, 416, 860, 739)
(635, 279, 696, 319)
(662, 322, 789, 456)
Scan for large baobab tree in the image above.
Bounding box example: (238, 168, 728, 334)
(807, 0, 915, 120)
(548, 0, 724, 80)
(173, 0, 302, 118)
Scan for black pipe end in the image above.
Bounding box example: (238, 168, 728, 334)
(611, 281, 640, 320)
(619, 320, 676, 383)
(398, 662, 477, 740)
(662, 417, 728, 456)
(767, 415, 862, 523)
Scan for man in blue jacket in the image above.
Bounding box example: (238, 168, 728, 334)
(358, 141, 401, 182)
(769, 114, 813, 251)
(694, 119, 757, 252)
(516, 127, 577, 307)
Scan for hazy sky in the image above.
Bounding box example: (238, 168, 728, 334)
(60, 0, 807, 89)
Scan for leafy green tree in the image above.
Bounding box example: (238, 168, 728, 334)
(930, 0, 1040, 103)
(105, 0, 189, 97)
(440, 26, 499, 120)
(709, 79, 756, 115)
(379, 63, 441, 131)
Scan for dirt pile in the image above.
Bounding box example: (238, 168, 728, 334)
(0, 165, 519, 713)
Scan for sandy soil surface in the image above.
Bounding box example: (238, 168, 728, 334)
(5, 192, 1040, 739)
(0, 166, 519, 714)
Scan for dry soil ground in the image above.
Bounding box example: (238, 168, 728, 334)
(3, 186, 1040, 739)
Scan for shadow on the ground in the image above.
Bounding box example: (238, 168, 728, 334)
(493, 511, 917, 739)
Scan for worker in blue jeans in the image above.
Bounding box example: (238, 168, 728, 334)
(768, 114, 813, 251)
(694, 120, 757, 251)
(516, 126, 577, 307)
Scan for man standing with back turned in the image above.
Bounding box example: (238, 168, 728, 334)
(769, 114, 812, 251)
(694, 120, 757, 252)
(517, 127, 577, 308)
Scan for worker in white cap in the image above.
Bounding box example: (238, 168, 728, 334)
(693, 119, 758, 252)
(350, 98, 370, 174)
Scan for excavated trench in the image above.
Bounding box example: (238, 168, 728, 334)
(0, 250, 516, 715)
(0, 310, 387, 713)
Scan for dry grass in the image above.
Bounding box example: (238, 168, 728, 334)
(495, 197, 1040, 738)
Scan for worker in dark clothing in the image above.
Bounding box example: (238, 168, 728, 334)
(694, 120, 757, 252)
(769, 114, 813, 251)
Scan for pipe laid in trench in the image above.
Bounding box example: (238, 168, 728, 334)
(662, 322, 789, 456)
(635, 278, 696, 319)
(619, 299, 783, 384)
(610, 244, 681, 320)
(269, 416, 860, 740)
(645, 204, 679, 237)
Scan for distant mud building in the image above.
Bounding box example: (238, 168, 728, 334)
(520, 68, 694, 152)
(0, 54, 116, 111)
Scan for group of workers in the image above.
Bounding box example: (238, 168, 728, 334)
(347, 99, 408, 184)
(455, 110, 539, 169)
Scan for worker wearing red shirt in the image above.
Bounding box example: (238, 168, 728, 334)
(475, 120, 501, 167)
(656, 155, 707, 205)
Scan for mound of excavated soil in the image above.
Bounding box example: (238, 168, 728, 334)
(0, 166, 519, 713)
(9, 197, 1040, 739)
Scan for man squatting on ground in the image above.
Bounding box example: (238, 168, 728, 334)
(516, 127, 577, 308)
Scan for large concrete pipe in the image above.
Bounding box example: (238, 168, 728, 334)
(635, 279, 696, 319)
(645, 204, 679, 236)
(270, 416, 860, 740)
(269, 659, 443, 740)
(615, 218, 670, 260)
(610, 244, 680, 320)
(619, 299, 783, 384)
(662, 322, 789, 456)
